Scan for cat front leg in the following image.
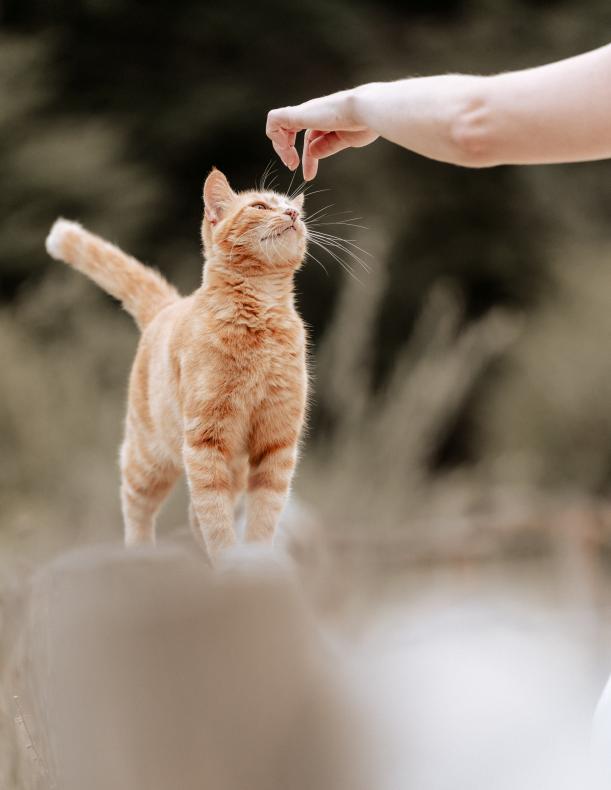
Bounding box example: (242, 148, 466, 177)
(246, 404, 300, 545)
(183, 424, 237, 563)
(245, 439, 298, 544)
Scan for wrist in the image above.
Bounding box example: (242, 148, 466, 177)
(349, 82, 381, 127)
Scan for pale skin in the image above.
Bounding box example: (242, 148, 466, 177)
(266, 43, 611, 179)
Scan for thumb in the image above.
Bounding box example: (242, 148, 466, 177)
(308, 131, 353, 160)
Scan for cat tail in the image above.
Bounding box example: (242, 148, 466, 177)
(45, 219, 180, 330)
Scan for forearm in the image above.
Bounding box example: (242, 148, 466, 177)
(267, 43, 611, 174)
(352, 75, 488, 167)
(352, 44, 611, 168)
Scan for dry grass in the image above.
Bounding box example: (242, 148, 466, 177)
(3, 226, 611, 787)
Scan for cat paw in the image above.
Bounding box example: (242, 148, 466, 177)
(205, 533, 238, 567)
(216, 543, 296, 578)
(45, 218, 82, 259)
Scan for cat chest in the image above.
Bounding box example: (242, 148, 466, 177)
(220, 330, 303, 400)
(225, 341, 299, 394)
(183, 324, 305, 410)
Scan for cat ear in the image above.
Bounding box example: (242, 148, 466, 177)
(292, 191, 305, 211)
(203, 168, 236, 224)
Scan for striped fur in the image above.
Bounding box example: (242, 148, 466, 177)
(46, 169, 308, 562)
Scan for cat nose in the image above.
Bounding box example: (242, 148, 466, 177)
(284, 208, 298, 222)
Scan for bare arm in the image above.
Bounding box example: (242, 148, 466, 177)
(266, 44, 611, 179)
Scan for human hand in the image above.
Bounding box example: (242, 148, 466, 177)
(266, 88, 378, 180)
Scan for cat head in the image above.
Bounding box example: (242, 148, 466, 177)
(201, 168, 306, 273)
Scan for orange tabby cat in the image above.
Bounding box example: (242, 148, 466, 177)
(45, 169, 308, 562)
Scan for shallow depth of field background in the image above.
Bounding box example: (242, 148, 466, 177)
(2, 1, 611, 788)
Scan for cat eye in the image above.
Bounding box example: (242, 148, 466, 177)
(251, 202, 269, 210)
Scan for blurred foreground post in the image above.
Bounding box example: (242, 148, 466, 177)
(15, 543, 369, 790)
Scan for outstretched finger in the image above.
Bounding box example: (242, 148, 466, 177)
(302, 129, 325, 181)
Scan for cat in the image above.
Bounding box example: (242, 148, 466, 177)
(45, 168, 308, 562)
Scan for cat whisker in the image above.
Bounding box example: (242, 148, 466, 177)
(310, 240, 371, 273)
(289, 181, 331, 202)
(312, 222, 369, 231)
(258, 159, 276, 192)
(307, 229, 372, 260)
(303, 211, 361, 229)
(307, 226, 371, 268)
(304, 203, 336, 222)
(307, 210, 361, 224)
(286, 167, 297, 199)
(289, 180, 307, 200)
(305, 249, 329, 277)
(307, 232, 371, 274)
(272, 232, 282, 259)
(258, 162, 268, 192)
(308, 236, 365, 285)
(308, 216, 367, 228)
(268, 225, 284, 262)
(310, 208, 354, 216)
(297, 187, 331, 200)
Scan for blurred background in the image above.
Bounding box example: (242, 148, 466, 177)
(2, 1, 611, 787)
